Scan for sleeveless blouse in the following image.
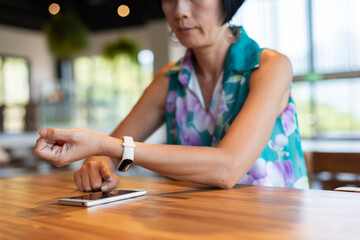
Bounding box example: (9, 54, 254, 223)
(165, 26, 309, 188)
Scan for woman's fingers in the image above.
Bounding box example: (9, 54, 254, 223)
(101, 172, 119, 192)
(35, 128, 112, 168)
(33, 137, 62, 162)
(33, 138, 48, 156)
(89, 165, 102, 191)
(71, 153, 120, 192)
(39, 128, 72, 142)
(34, 128, 96, 166)
(100, 163, 113, 182)
(74, 159, 118, 192)
(81, 170, 92, 192)
(33, 129, 71, 164)
(99, 161, 119, 192)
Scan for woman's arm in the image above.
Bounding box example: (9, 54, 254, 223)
(34, 49, 292, 189)
(132, 50, 293, 188)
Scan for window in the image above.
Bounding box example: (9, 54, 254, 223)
(74, 54, 149, 127)
(313, 0, 360, 73)
(40, 50, 154, 132)
(232, 0, 309, 75)
(232, 0, 360, 139)
(0, 56, 30, 133)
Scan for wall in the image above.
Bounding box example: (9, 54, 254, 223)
(83, 19, 173, 74)
(0, 24, 55, 101)
(0, 19, 185, 102)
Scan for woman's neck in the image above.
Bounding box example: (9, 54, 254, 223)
(192, 26, 234, 83)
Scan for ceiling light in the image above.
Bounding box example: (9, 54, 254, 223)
(49, 3, 60, 15)
(118, 5, 130, 17)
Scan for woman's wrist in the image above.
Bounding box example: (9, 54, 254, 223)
(99, 136, 124, 160)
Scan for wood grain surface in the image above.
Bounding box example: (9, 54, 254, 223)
(1, 172, 360, 240)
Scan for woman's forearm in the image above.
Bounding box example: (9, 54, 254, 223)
(103, 136, 249, 188)
(137, 143, 235, 187)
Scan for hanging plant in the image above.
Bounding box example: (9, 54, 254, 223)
(103, 37, 140, 62)
(43, 12, 88, 59)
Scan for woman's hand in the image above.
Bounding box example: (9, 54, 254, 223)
(33, 128, 109, 167)
(74, 156, 120, 192)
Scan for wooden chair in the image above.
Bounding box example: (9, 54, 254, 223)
(305, 152, 360, 190)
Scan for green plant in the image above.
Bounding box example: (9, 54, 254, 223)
(103, 37, 140, 62)
(303, 71, 323, 82)
(43, 12, 88, 59)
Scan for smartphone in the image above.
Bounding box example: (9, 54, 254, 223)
(334, 187, 360, 193)
(58, 189, 147, 207)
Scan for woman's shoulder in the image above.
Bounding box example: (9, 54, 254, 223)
(250, 49, 293, 86)
(260, 49, 291, 67)
(250, 48, 292, 82)
(153, 62, 177, 83)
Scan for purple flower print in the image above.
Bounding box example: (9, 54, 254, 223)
(238, 158, 295, 187)
(242, 133, 296, 187)
(249, 157, 267, 179)
(175, 94, 201, 145)
(281, 103, 297, 136)
(211, 87, 229, 117)
(282, 152, 290, 157)
(238, 174, 255, 185)
(268, 134, 290, 161)
(179, 71, 190, 86)
(187, 91, 216, 135)
(178, 49, 193, 86)
(253, 177, 273, 186)
(175, 96, 188, 127)
(279, 159, 296, 185)
(186, 90, 201, 112)
(193, 110, 216, 134)
(166, 90, 177, 113)
(269, 134, 288, 149)
(179, 125, 201, 146)
(266, 160, 295, 187)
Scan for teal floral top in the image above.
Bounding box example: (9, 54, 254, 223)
(165, 26, 309, 189)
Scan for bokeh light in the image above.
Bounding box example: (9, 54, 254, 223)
(49, 3, 60, 15)
(118, 5, 130, 17)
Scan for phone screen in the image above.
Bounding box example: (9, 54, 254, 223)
(71, 190, 138, 200)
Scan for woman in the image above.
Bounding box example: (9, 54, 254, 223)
(34, 0, 309, 191)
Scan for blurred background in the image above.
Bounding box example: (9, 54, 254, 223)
(0, 0, 359, 189)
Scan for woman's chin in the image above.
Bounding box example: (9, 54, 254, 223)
(177, 39, 203, 49)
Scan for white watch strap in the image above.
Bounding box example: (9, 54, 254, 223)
(121, 136, 135, 161)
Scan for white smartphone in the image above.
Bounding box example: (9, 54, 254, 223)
(334, 187, 360, 192)
(58, 189, 147, 207)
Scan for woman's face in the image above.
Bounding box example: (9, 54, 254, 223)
(161, 0, 226, 48)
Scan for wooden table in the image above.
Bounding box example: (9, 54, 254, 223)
(1, 172, 360, 240)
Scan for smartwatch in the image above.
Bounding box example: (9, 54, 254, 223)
(117, 136, 136, 172)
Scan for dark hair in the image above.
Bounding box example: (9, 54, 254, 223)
(223, 0, 246, 24)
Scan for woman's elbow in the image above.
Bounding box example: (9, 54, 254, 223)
(215, 161, 245, 189)
(217, 179, 237, 189)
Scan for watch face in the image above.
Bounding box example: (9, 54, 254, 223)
(118, 159, 133, 172)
